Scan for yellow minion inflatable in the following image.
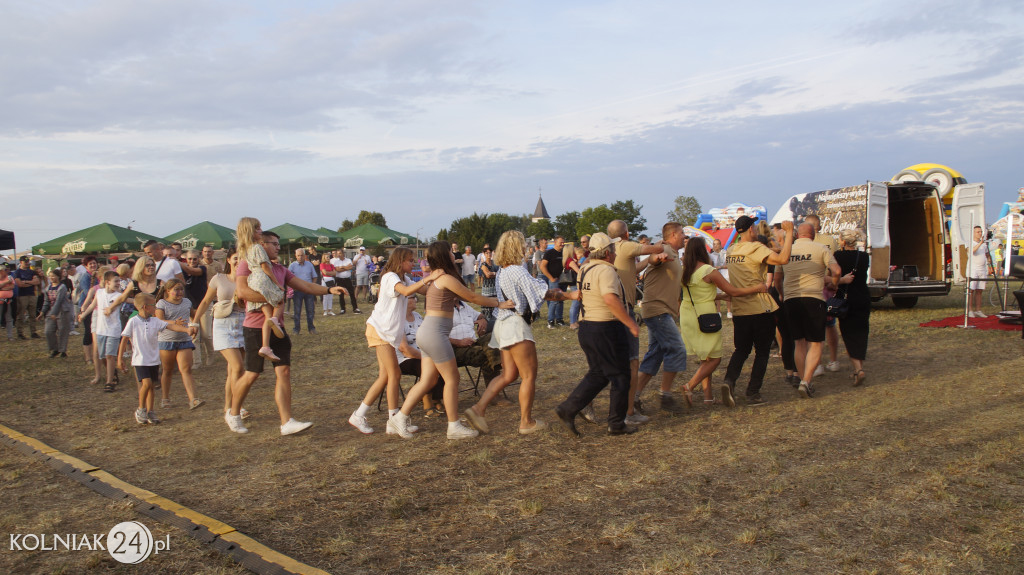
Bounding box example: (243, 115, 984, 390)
(891, 163, 966, 213)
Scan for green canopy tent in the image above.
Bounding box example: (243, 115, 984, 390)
(32, 223, 164, 256)
(341, 223, 415, 249)
(315, 227, 345, 248)
(266, 223, 320, 248)
(164, 221, 236, 250)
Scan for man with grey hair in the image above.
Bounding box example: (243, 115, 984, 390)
(288, 248, 319, 335)
(555, 232, 639, 436)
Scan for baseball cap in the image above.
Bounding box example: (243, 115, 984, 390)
(588, 232, 620, 251)
(358, 246, 366, 251)
(734, 215, 758, 233)
(19, 255, 30, 262)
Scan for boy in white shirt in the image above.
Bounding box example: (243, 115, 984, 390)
(80, 271, 126, 392)
(118, 293, 195, 424)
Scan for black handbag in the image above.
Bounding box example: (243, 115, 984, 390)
(826, 258, 858, 319)
(825, 294, 849, 319)
(684, 282, 722, 333)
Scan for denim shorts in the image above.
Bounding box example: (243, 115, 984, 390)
(96, 335, 120, 359)
(158, 340, 196, 351)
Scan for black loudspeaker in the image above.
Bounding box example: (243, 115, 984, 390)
(1008, 256, 1024, 278)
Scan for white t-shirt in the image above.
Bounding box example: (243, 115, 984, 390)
(971, 242, 990, 274)
(93, 288, 124, 337)
(121, 315, 170, 366)
(462, 253, 477, 276)
(331, 257, 353, 279)
(154, 257, 183, 282)
(366, 272, 408, 347)
(354, 254, 370, 275)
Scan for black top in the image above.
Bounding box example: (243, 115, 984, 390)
(184, 265, 208, 307)
(541, 248, 563, 283)
(833, 249, 870, 306)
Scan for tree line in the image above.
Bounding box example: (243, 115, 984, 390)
(336, 195, 702, 251)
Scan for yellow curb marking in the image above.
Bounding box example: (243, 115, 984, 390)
(0, 423, 329, 575)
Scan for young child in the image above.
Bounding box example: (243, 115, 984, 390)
(117, 293, 194, 424)
(154, 278, 204, 409)
(88, 270, 126, 392)
(236, 217, 285, 361)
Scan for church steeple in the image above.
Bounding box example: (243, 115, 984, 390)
(532, 190, 550, 222)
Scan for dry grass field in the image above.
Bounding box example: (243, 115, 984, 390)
(2, 291, 1023, 574)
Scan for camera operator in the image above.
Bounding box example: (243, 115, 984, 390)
(968, 225, 995, 318)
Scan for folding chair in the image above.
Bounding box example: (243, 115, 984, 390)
(377, 374, 413, 411)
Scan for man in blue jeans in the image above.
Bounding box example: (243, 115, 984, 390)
(288, 248, 319, 334)
(634, 222, 687, 416)
(540, 236, 565, 328)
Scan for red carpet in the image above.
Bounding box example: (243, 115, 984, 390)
(920, 314, 1023, 332)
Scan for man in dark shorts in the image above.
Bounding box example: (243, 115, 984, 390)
(228, 231, 347, 435)
(779, 223, 840, 399)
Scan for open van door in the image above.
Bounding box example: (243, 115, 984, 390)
(866, 182, 889, 249)
(950, 183, 986, 285)
(866, 181, 890, 285)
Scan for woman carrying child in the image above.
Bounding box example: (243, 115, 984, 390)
(236, 217, 286, 361)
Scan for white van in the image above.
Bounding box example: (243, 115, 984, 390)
(770, 180, 985, 308)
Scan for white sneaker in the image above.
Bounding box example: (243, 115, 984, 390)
(323, 311, 329, 316)
(447, 421, 479, 440)
(386, 412, 414, 438)
(386, 418, 419, 434)
(348, 412, 374, 434)
(826, 361, 840, 372)
(226, 414, 248, 434)
(813, 364, 825, 377)
(280, 418, 313, 435)
(974, 311, 987, 318)
(726, 312, 733, 319)
(70, 330, 80, 336)
(225, 408, 250, 421)
(624, 413, 650, 425)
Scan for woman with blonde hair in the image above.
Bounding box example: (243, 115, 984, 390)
(464, 230, 574, 435)
(387, 241, 512, 440)
(834, 228, 871, 386)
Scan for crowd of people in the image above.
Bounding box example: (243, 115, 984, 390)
(2, 213, 874, 439)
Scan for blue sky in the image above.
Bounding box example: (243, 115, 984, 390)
(1, 0, 1022, 250)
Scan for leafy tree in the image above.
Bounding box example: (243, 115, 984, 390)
(553, 211, 581, 240)
(448, 213, 490, 251)
(338, 219, 354, 233)
(666, 195, 702, 227)
(354, 210, 387, 227)
(576, 205, 618, 237)
(609, 200, 646, 235)
(526, 219, 556, 241)
(436, 228, 449, 242)
(576, 201, 647, 238)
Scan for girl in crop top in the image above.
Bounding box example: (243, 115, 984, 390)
(386, 241, 512, 440)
